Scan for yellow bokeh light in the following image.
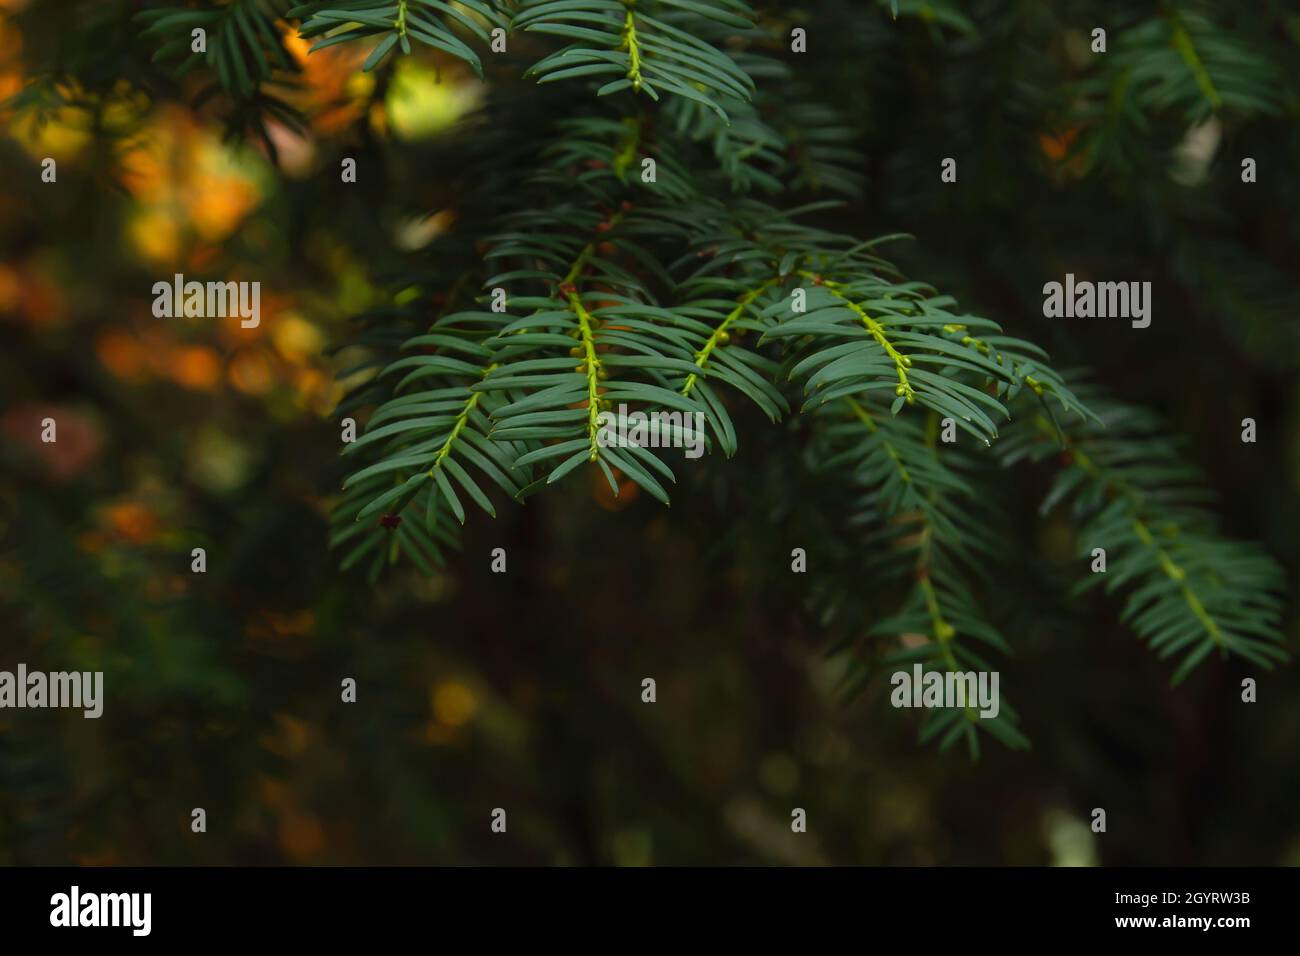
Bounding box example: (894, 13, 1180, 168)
(432, 680, 477, 727)
(383, 59, 481, 141)
(271, 313, 325, 362)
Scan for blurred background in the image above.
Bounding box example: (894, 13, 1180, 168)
(1, 0, 1298, 865)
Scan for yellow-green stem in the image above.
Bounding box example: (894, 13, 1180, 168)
(559, 210, 627, 460)
(431, 362, 497, 472)
(682, 277, 777, 396)
(917, 413, 957, 651)
(942, 323, 1044, 395)
(1131, 516, 1223, 647)
(918, 524, 971, 720)
(799, 270, 914, 403)
(612, 116, 641, 180)
(853, 397, 970, 720)
(1037, 415, 1225, 649)
(621, 3, 643, 93)
(1167, 9, 1221, 110)
(571, 291, 603, 461)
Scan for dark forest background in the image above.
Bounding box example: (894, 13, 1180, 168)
(1, 0, 1298, 865)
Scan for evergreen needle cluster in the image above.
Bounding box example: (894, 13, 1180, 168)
(96, 0, 1290, 754)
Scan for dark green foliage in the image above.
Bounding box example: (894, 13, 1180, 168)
(293, 0, 507, 75)
(999, 386, 1287, 685)
(62, 0, 1283, 754)
(250, 1, 1285, 754)
(4, 0, 1300, 867)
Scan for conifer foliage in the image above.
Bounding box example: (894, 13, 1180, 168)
(116, 0, 1290, 754)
